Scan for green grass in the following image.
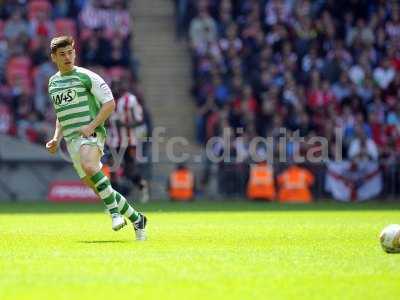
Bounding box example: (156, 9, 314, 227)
(0, 200, 400, 300)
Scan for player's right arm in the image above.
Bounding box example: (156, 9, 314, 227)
(46, 118, 62, 154)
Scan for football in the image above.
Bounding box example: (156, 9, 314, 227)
(380, 224, 400, 253)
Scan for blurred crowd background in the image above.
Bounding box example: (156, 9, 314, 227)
(180, 0, 400, 164)
(1, 0, 400, 201)
(0, 0, 144, 145)
(171, 0, 400, 199)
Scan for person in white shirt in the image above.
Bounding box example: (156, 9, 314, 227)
(373, 58, 395, 89)
(348, 125, 379, 161)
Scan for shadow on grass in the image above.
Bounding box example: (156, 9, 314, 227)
(0, 199, 399, 214)
(78, 240, 128, 244)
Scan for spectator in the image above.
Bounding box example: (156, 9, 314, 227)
(265, 0, 292, 26)
(213, 75, 230, 106)
(373, 58, 395, 90)
(0, 0, 138, 147)
(301, 46, 323, 81)
(332, 72, 351, 102)
(348, 125, 379, 161)
(34, 61, 56, 113)
(100, 34, 130, 67)
(0, 102, 13, 135)
(52, 0, 70, 19)
(3, 10, 29, 41)
(30, 36, 50, 66)
(0, 39, 9, 79)
(29, 11, 54, 39)
(189, 7, 218, 52)
(346, 18, 374, 47)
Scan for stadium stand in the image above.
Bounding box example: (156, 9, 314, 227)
(176, 0, 400, 199)
(181, 0, 400, 158)
(0, 0, 137, 145)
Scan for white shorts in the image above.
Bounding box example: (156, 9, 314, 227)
(66, 133, 105, 179)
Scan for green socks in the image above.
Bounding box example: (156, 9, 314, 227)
(115, 191, 140, 223)
(90, 171, 140, 222)
(90, 171, 119, 214)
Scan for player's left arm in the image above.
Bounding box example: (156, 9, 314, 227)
(80, 101, 115, 137)
(79, 71, 115, 137)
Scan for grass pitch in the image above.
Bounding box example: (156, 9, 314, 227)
(0, 200, 400, 300)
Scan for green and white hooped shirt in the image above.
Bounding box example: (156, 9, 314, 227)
(48, 66, 114, 141)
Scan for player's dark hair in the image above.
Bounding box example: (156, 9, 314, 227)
(50, 36, 74, 53)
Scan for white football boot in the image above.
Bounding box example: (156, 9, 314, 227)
(133, 213, 147, 241)
(111, 213, 127, 231)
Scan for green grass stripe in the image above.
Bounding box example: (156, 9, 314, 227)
(62, 121, 91, 131)
(1, 201, 400, 300)
(58, 111, 91, 122)
(120, 202, 129, 215)
(56, 101, 88, 113)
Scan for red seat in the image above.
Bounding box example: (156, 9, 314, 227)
(28, 0, 52, 20)
(6, 72, 32, 91)
(7, 56, 32, 71)
(7, 70, 30, 83)
(108, 67, 127, 80)
(6, 56, 32, 86)
(55, 18, 77, 37)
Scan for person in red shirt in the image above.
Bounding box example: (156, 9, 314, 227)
(308, 79, 335, 109)
(231, 85, 258, 120)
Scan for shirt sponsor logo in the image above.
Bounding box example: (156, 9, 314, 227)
(51, 89, 77, 106)
(50, 80, 81, 89)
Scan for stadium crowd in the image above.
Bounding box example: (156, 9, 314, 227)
(176, 0, 400, 198)
(180, 0, 400, 162)
(0, 0, 138, 145)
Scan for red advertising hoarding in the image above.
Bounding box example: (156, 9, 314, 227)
(48, 181, 99, 202)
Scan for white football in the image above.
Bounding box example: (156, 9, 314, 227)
(380, 224, 400, 253)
